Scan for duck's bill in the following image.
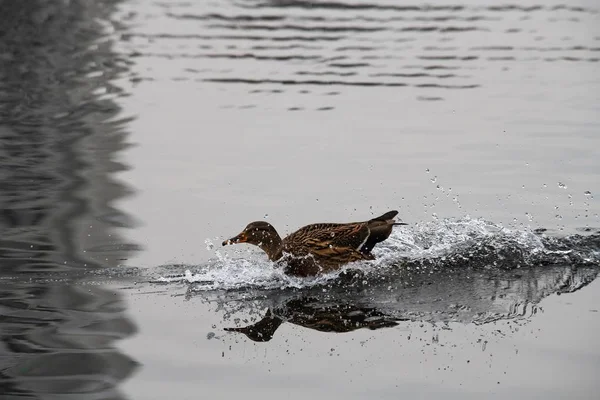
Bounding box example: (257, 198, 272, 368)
(222, 233, 247, 246)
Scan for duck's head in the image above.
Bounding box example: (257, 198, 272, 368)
(222, 221, 283, 260)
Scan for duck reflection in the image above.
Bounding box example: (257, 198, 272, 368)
(225, 296, 403, 342)
(222, 263, 598, 342)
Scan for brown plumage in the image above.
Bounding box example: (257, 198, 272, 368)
(222, 210, 406, 277)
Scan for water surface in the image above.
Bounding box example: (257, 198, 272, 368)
(1, 0, 599, 399)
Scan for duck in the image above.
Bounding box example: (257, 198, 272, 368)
(222, 210, 406, 277)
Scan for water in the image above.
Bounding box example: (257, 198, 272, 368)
(1, 0, 599, 399)
(155, 218, 600, 290)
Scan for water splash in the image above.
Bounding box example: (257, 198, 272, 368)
(153, 217, 600, 291)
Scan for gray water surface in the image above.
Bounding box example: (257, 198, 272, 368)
(0, 0, 599, 399)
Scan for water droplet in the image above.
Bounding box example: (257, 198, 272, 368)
(555, 214, 562, 220)
(558, 182, 567, 189)
(431, 176, 437, 183)
(525, 212, 533, 221)
(264, 213, 269, 219)
(584, 191, 592, 197)
(425, 168, 430, 173)
(542, 184, 547, 188)
(330, 232, 335, 237)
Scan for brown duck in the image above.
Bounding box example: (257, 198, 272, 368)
(222, 210, 406, 277)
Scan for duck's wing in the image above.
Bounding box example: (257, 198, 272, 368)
(283, 210, 402, 256)
(284, 222, 371, 253)
(308, 243, 374, 265)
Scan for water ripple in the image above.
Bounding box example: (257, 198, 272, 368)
(121, 1, 600, 103)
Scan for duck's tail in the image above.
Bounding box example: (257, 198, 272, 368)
(369, 210, 408, 226)
(361, 210, 407, 254)
(369, 210, 398, 222)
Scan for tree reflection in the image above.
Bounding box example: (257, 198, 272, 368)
(0, 0, 139, 398)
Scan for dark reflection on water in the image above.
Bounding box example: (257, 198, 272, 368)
(0, 0, 139, 398)
(224, 296, 402, 342)
(199, 262, 599, 342)
(0, 282, 138, 399)
(156, 227, 600, 342)
(0, 0, 139, 274)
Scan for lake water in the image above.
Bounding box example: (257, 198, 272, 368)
(0, 0, 599, 399)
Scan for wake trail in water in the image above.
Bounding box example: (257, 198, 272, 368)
(153, 217, 600, 291)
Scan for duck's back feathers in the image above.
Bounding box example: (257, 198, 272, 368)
(282, 210, 401, 264)
(284, 222, 370, 251)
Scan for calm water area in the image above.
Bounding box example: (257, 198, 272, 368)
(1, 0, 599, 399)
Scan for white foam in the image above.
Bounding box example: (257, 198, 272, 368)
(153, 217, 598, 292)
